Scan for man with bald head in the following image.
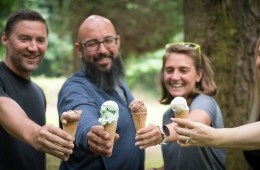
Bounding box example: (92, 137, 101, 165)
(57, 15, 144, 170)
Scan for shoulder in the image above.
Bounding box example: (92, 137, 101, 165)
(120, 81, 131, 92)
(191, 94, 216, 105)
(190, 94, 219, 112)
(62, 71, 91, 89)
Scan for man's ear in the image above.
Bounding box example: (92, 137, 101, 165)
(116, 35, 121, 48)
(75, 42, 82, 59)
(1, 32, 8, 46)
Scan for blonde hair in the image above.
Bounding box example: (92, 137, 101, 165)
(160, 44, 217, 104)
(249, 37, 260, 122)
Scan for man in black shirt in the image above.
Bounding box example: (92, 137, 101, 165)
(0, 9, 74, 170)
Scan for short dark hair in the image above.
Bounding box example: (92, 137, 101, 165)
(4, 9, 48, 37)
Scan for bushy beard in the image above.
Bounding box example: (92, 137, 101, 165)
(82, 55, 125, 91)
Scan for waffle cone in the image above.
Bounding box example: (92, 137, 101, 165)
(174, 110, 189, 119)
(104, 121, 117, 149)
(132, 112, 147, 131)
(62, 122, 78, 141)
(174, 110, 189, 128)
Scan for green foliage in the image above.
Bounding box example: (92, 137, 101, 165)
(33, 33, 74, 77)
(125, 49, 164, 97)
(51, 0, 184, 55)
(0, 0, 184, 77)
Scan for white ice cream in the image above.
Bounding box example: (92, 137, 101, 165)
(170, 97, 189, 112)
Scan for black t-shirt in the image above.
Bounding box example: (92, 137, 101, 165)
(244, 150, 260, 169)
(0, 62, 46, 170)
(243, 117, 260, 170)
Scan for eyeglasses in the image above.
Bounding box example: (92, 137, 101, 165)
(81, 36, 118, 51)
(165, 42, 202, 65)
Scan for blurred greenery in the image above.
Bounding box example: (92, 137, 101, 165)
(0, 0, 183, 78)
(125, 49, 165, 96)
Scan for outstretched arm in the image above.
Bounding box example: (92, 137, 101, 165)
(173, 118, 260, 150)
(135, 109, 211, 149)
(0, 97, 74, 160)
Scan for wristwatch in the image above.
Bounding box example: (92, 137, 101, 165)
(159, 125, 170, 145)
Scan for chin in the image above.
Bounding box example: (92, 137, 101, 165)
(170, 92, 183, 97)
(99, 65, 112, 72)
(24, 65, 38, 72)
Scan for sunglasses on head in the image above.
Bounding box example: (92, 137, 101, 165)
(165, 42, 202, 65)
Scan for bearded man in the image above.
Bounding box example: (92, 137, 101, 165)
(57, 15, 144, 170)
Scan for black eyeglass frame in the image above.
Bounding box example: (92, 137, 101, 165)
(81, 36, 118, 51)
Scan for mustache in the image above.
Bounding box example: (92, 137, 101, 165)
(23, 54, 40, 59)
(93, 54, 113, 62)
(23, 51, 41, 58)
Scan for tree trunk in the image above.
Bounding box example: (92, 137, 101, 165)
(184, 0, 260, 169)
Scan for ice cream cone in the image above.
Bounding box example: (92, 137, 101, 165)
(171, 97, 189, 128)
(104, 121, 117, 149)
(61, 110, 82, 141)
(132, 111, 147, 131)
(98, 100, 119, 152)
(129, 99, 147, 132)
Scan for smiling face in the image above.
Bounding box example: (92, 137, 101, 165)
(1, 20, 48, 79)
(163, 53, 202, 99)
(75, 15, 120, 72)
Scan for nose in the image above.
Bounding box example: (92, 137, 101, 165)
(170, 71, 181, 81)
(27, 40, 38, 52)
(97, 42, 108, 54)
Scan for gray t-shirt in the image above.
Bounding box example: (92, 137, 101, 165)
(162, 94, 226, 170)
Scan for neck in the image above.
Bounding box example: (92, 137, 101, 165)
(3, 59, 31, 80)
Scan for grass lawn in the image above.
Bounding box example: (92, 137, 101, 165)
(33, 76, 167, 170)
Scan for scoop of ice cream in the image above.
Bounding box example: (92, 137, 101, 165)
(129, 99, 147, 113)
(61, 110, 82, 124)
(171, 97, 189, 112)
(98, 100, 119, 125)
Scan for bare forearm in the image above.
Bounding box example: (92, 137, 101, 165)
(215, 122, 260, 150)
(0, 97, 40, 145)
(0, 97, 74, 160)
